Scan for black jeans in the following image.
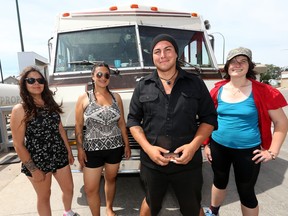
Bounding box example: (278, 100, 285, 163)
(140, 164, 203, 216)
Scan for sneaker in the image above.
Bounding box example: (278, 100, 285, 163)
(63, 210, 80, 216)
(204, 207, 218, 216)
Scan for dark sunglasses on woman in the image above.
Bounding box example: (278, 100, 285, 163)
(96, 72, 110, 79)
(25, 77, 46, 84)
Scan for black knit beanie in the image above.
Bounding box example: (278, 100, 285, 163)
(150, 34, 179, 55)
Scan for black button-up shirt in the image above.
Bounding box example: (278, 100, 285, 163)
(127, 68, 217, 172)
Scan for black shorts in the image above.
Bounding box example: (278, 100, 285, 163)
(85, 146, 124, 168)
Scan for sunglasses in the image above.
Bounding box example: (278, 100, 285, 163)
(96, 72, 110, 79)
(25, 77, 45, 84)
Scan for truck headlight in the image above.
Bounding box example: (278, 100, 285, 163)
(66, 128, 75, 140)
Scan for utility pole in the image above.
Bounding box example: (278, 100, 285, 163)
(15, 0, 24, 52)
(0, 60, 3, 83)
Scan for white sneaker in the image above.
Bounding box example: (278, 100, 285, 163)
(63, 210, 80, 216)
(203, 207, 218, 216)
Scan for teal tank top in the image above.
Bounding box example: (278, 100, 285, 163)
(211, 87, 261, 149)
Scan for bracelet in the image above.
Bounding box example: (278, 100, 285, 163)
(267, 150, 276, 160)
(24, 159, 38, 172)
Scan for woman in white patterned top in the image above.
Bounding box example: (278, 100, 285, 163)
(75, 63, 131, 216)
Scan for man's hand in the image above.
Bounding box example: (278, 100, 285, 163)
(173, 144, 196, 165)
(146, 146, 170, 166)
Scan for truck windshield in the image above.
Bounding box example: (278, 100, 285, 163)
(54, 26, 213, 73)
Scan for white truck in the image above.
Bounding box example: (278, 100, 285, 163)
(47, 3, 222, 173)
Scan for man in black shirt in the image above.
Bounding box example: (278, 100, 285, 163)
(127, 34, 217, 216)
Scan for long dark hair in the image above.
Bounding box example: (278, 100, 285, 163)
(19, 66, 63, 124)
(223, 56, 257, 80)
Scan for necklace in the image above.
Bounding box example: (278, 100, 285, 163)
(232, 88, 241, 95)
(228, 82, 251, 95)
(158, 71, 177, 85)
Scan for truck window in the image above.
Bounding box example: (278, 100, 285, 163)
(55, 26, 140, 73)
(138, 26, 213, 67)
(54, 25, 214, 74)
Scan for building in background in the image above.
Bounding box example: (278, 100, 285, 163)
(3, 76, 18, 85)
(17, 51, 48, 77)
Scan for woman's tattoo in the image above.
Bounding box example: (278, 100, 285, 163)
(76, 132, 83, 148)
(24, 159, 38, 172)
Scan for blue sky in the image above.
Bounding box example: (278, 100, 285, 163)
(1, 0, 288, 79)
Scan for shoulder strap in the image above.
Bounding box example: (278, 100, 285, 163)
(87, 90, 94, 102)
(110, 92, 117, 103)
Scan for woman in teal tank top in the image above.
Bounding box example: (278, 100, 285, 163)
(203, 47, 288, 216)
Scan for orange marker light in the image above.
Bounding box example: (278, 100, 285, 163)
(130, 4, 139, 9)
(109, 6, 118, 11)
(151, 7, 158, 11)
(62, 13, 70, 17)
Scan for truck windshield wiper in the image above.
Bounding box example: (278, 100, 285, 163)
(69, 60, 104, 65)
(69, 60, 120, 76)
(177, 58, 202, 74)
